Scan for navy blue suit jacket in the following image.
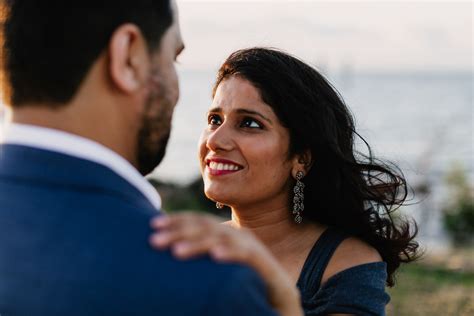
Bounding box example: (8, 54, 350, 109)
(0, 144, 277, 316)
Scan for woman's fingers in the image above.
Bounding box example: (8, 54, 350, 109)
(170, 238, 217, 259)
(150, 225, 211, 249)
(209, 232, 257, 265)
(209, 245, 239, 261)
(149, 213, 222, 249)
(149, 213, 252, 261)
(151, 212, 220, 230)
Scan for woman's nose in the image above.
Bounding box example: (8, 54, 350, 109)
(206, 124, 234, 152)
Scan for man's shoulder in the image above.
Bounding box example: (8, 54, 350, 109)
(65, 200, 276, 315)
(61, 202, 275, 315)
(0, 143, 155, 210)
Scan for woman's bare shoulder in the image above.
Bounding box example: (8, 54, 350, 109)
(321, 237, 382, 285)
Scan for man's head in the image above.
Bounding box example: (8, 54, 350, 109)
(1, 0, 184, 174)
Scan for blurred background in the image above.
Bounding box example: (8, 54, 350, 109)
(1, 0, 473, 314)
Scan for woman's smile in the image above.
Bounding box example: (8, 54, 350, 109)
(206, 157, 244, 176)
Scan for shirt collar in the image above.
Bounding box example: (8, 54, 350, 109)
(0, 123, 161, 210)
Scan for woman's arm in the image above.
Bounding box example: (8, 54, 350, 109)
(149, 213, 303, 316)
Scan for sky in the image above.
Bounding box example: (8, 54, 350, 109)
(1, 1, 472, 113)
(176, 0, 473, 73)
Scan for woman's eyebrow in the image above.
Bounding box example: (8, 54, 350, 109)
(236, 109, 272, 124)
(207, 107, 222, 113)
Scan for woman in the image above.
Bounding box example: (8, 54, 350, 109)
(150, 48, 419, 316)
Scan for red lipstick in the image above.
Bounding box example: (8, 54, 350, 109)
(206, 157, 243, 176)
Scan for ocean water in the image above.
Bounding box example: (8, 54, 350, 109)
(153, 70, 473, 250)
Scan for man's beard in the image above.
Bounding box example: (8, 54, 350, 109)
(136, 79, 174, 176)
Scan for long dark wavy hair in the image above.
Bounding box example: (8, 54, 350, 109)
(212, 47, 419, 286)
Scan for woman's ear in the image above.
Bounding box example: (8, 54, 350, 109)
(108, 23, 150, 94)
(291, 149, 313, 178)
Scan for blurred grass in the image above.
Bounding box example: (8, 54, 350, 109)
(387, 261, 474, 315)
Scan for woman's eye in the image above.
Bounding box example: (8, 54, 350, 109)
(208, 114, 222, 126)
(240, 118, 263, 129)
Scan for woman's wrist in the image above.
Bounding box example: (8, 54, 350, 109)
(253, 252, 303, 315)
(276, 286, 304, 316)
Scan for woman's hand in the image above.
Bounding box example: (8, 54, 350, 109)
(149, 212, 303, 316)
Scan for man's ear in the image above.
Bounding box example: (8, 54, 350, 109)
(291, 149, 313, 178)
(108, 23, 150, 93)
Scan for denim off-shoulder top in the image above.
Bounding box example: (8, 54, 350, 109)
(296, 227, 390, 316)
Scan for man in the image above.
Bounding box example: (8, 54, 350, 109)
(0, 1, 277, 315)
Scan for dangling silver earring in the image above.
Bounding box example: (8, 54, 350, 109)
(293, 171, 305, 224)
(216, 202, 224, 209)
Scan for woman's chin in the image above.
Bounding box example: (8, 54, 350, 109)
(205, 190, 234, 206)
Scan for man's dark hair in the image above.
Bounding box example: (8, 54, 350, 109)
(1, 0, 172, 107)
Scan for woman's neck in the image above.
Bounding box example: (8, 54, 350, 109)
(229, 204, 326, 283)
(229, 204, 323, 254)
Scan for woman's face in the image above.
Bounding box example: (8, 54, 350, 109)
(199, 76, 296, 209)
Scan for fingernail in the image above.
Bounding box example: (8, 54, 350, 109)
(151, 216, 170, 228)
(150, 234, 170, 247)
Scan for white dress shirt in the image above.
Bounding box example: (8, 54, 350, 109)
(0, 123, 161, 210)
